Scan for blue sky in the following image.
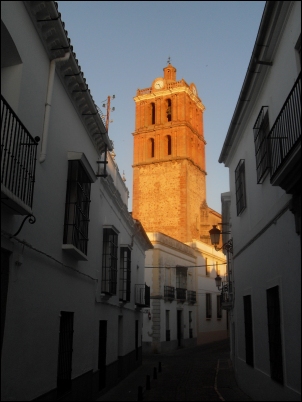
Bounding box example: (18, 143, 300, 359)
(57, 1, 265, 213)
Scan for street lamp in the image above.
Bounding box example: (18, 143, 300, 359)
(209, 225, 233, 253)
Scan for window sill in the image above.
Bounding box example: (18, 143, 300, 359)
(62, 244, 88, 261)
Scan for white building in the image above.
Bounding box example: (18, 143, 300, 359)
(142, 233, 227, 354)
(219, 1, 301, 400)
(1, 1, 152, 400)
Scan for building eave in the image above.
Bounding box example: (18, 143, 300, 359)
(219, 1, 293, 166)
(23, 1, 113, 154)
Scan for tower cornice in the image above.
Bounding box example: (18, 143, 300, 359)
(134, 86, 205, 111)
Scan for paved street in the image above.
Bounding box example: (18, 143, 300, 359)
(97, 339, 252, 401)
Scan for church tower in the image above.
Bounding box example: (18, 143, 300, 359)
(132, 63, 208, 244)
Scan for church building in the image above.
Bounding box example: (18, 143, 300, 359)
(132, 63, 228, 352)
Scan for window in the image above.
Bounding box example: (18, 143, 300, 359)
(166, 99, 172, 122)
(166, 310, 170, 341)
(206, 293, 212, 319)
(101, 228, 118, 295)
(57, 312, 74, 397)
(148, 138, 155, 158)
(119, 247, 131, 302)
(150, 102, 155, 125)
(189, 311, 193, 338)
(217, 295, 222, 319)
(205, 258, 210, 276)
(165, 135, 172, 155)
(243, 295, 254, 366)
(63, 160, 91, 255)
(267, 286, 283, 384)
(176, 266, 187, 301)
(253, 106, 270, 183)
(235, 159, 246, 216)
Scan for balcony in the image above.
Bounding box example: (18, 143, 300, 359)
(1, 95, 39, 215)
(268, 73, 301, 194)
(176, 288, 186, 303)
(135, 284, 150, 307)
(187, 290, 196, 304)
(164, 285, 175, 301)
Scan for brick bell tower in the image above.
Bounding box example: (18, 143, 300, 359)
(132, 63, 207, 243)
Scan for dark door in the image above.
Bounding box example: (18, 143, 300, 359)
(98, 320, 107, 390)
(177, 310, 182, 347)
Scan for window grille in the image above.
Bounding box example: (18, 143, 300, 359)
(217, 295, 222, 319)
(235, 159, 246, 216)
(101, 228, 118, 295)
(243, 295, 254, 366)
(57, 312, 74, 397)
(206, 293, 212, 319)
(266, 286, 283, 384)
(63, 160, 91, 255)
(254, 106, 270, 183)
(119, 247, 131, 302)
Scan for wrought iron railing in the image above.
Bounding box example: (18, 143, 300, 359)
(176, 287, 186, 302)
(135, 284, 150, 307)
(187, 290, 196, 304)
(268, 73, 301, 180)
(164, 285, 175, 299)
(1, 95, 39, 210)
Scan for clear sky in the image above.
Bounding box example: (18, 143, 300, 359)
(57, 1, 265, 213)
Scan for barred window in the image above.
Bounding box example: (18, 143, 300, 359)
(63, 160, 91, 255)
(253, 106, 270, 183)
(206, 293, 212, 319)
(217, 295, 222, 319)
(119, 247, 131, 302)
(235, 159, 246, 216)
(101, 228, 118, 295)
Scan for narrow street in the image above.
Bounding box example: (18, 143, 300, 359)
(97, 339, 252, 401)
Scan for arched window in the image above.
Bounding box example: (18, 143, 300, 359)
(166, 99, 172, 122)
(165, 135, 172, 155)
(148, 138, 155, 158)
(150, 102, 155, 125)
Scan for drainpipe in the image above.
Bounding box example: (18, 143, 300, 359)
(40, 52, 70, 163)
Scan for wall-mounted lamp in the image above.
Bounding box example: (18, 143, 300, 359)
(209, 225, 233, 253)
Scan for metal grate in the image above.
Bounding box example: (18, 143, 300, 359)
(119, 247, 131, 302)
(1, 95, 39, 209)
(253, 106, 270, 184)
(57, 312, 74, 396)
(63, 160, 91, 255)
(206, 293, 212, 319)
(101, 228, 118, 295)
(187, 290, 196, 304)
(235, 159, 246, 216)
(217, 295, 222, 319)
(268, 73, 301, 180)
(135, 284, 150, 307)
(164, 285, 175, 299)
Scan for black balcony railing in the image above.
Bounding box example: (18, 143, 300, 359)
(164, 285, 175, 300)
(135, 284, 150, 307)
(187, 290, 196, 304)
(1, 95, 39, 212)
(176, 288, 186, 302)
(268, 73, 301, 180)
